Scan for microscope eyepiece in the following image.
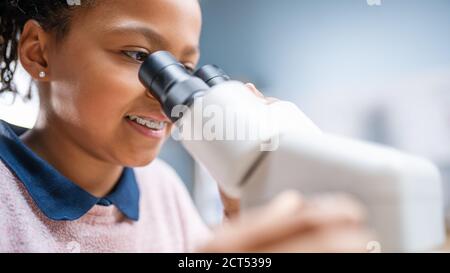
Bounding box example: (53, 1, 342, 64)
(194, 64, 231, 87)
(139, 51, 209, 122)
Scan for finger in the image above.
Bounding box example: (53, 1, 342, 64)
(200, 191, 304, 252)
(255, 224, 376, 253)
(245, 83, 280, 105)
(265, 97, 280, 104)
(245, 83, 265, 98)
(265, 97, 279, 105)
(235, 193, 366, 251)
(219, 188, 241, 220)
(201, 192, 366, 252)
(305, 193, 367, 221)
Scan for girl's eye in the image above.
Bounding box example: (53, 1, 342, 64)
(122, 50, 195, 72)
(122, 50, 149, 63)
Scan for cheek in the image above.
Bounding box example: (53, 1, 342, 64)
(50, 51, 142, 129)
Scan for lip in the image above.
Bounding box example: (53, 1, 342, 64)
(124, 115, 168, 139)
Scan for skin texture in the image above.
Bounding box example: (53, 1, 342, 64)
(15, 0, 373, 252)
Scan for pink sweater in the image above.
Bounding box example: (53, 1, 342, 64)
(0, 158, 211, 253)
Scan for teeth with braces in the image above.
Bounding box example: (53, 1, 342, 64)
(127, 115, 165, 130)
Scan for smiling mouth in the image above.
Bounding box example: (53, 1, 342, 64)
(126, 115, 167, 131)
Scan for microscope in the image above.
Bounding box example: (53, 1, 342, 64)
(139, 51, 445, 252)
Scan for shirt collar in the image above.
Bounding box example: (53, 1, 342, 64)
(0, 120, 140, 221)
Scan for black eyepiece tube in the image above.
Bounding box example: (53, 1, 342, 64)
(194, 64, 231, 87)
(139, 51, 209, 122)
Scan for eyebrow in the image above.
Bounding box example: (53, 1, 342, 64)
(102, 23, 200, 57)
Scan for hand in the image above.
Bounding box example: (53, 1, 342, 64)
(245, 83, 279, 105)
(219, 188, 240, 220)
(198, 191, 374, 253)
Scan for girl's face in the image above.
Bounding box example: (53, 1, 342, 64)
(41, 0, 202, 166)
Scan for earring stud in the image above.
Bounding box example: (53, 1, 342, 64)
(38, 71, 46, 78)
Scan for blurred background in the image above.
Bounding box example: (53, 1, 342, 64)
(1, 0, 449, 226)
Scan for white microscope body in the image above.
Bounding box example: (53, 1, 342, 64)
(139, 51, 445, 252)
(178, 81, 445, 252)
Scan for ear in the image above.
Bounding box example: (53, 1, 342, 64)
(18, 20, 51, 81)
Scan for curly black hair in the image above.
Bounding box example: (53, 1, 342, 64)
(0, 0, 92, 98)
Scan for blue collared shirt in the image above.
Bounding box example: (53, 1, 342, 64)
(0, 120, 140, 221)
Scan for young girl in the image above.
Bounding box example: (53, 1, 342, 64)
(0, 0, 371, 252)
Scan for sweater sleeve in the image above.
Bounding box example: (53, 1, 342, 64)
(135, 158, 213, 252)
(156, 160, 213, 252)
